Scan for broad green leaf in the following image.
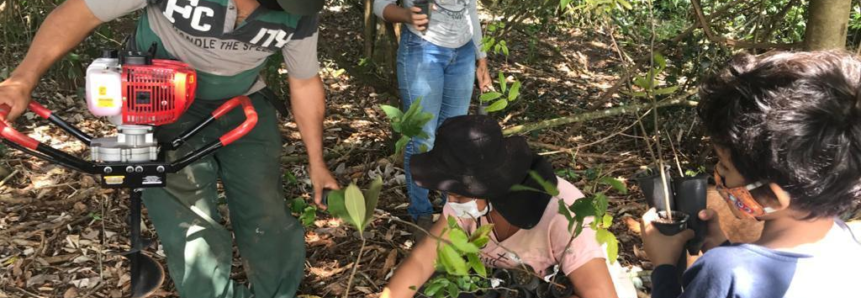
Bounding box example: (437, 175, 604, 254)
(466, 254, 487, 277)
(447, 283, 459, 298)
(498, 71, 507, 93)
(440, 244, 469, 276)
(616, 0, 632, 10)
(424, 281, 444, 296)
(290, 198, 307, 214)
(301, 206, 317, 227)
(602, 214, 613, 228)
(508, 81, 521, 102)
(623, 90, 648, 97)
(530, 171, 560, 196)
(380, 104, 404, 120)
(362, 176, 383, 228)
(593, 193, 609, 216)
(449, 229, 480, 253)
(501, 43, 510, 57)
(326, 189, 348, 220)
(395, 136, 410, 155)
(598, 177, 628, 194)
(654, 86, 679, 95)
(447, 215, 459, 229)
(558, 200, 575, 230)
(597, 229, 619, 264)
(479, 92, 503, 102)
(344, 184, 367, 230)
(470, 224, 494, 243)
(485, 99, 508, 112)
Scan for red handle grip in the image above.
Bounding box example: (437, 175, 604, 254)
(0, 104, 40, 150)
(212, 96, 258, 146)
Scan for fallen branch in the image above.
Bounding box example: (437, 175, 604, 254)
(502, 89, 699, 136)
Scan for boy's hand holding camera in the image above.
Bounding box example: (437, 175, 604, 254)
(641, 208, 728, 266)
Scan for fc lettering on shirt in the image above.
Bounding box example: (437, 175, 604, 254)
(163, 0, 214, 32)
(162, 0, 293, 48)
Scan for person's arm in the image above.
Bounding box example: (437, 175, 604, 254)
(0, 0, 103, 121)
(282, 15, 340, 207)
(470, 0, 491, 92)
(567, 258, 617, 298)
(380, 218, 447, 298)
(288, 75, 340, 207)
(374, 0, 429, 31)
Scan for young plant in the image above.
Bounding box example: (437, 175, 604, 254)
(289, 198, 317, 228)
(325, 176, 384, 298)
(480, 71, 522, 113)
(380, 98, 435, 155)
(624, 53, 679, 98)
(556, 174, 626, 264)
(419, 217, 494, 298)
(481, 22, 510, 57)
(684, 166, 707, 177)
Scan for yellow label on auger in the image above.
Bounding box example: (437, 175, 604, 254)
(98, 97, 114, 108)
(104, 175, 124, 185)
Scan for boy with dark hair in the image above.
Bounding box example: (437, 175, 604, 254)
(641, 51, 861, 298)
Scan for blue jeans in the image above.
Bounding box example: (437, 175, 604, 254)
(398, 29, 476, 220)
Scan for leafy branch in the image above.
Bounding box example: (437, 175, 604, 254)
(479, 71, 522, 113)
(380, 98, 435, 155)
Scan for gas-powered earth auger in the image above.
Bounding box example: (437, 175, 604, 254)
(0, 49, 259, 297)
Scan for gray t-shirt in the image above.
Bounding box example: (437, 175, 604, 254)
(374, 0, 486, 59)
(84, 0, 320, 100)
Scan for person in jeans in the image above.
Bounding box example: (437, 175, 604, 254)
(374, 0, 493, 233)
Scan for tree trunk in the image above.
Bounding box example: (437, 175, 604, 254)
(363, 0, 377, 58)
(804, 0, 852, 50)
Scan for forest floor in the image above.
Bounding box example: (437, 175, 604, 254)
(0, 3, 723, 298)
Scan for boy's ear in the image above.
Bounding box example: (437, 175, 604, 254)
(767, 183, 792, 210)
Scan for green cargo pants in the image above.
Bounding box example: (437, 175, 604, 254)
(142, 90, 304, 298)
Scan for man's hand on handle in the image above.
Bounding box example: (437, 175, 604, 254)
(0, 80, 34, 123)
(310, 163, 339, 210)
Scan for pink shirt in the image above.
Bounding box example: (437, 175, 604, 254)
(442, 178, 606, 276)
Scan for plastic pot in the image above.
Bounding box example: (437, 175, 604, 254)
(673, 174, 708, 254)
(635, 170, 675, 212)
(652, 211, 690, 236)
(547, 274, 574, 298)
(501, 286, 534, 298)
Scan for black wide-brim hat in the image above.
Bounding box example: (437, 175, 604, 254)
(410, 115, 534, 200)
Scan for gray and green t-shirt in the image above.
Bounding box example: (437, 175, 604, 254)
(84, 0, 320, 100)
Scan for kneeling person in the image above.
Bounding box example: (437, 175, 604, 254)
(381, 115, 619, 298)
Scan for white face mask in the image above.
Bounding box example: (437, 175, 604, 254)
(448, 200, 490, 219)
